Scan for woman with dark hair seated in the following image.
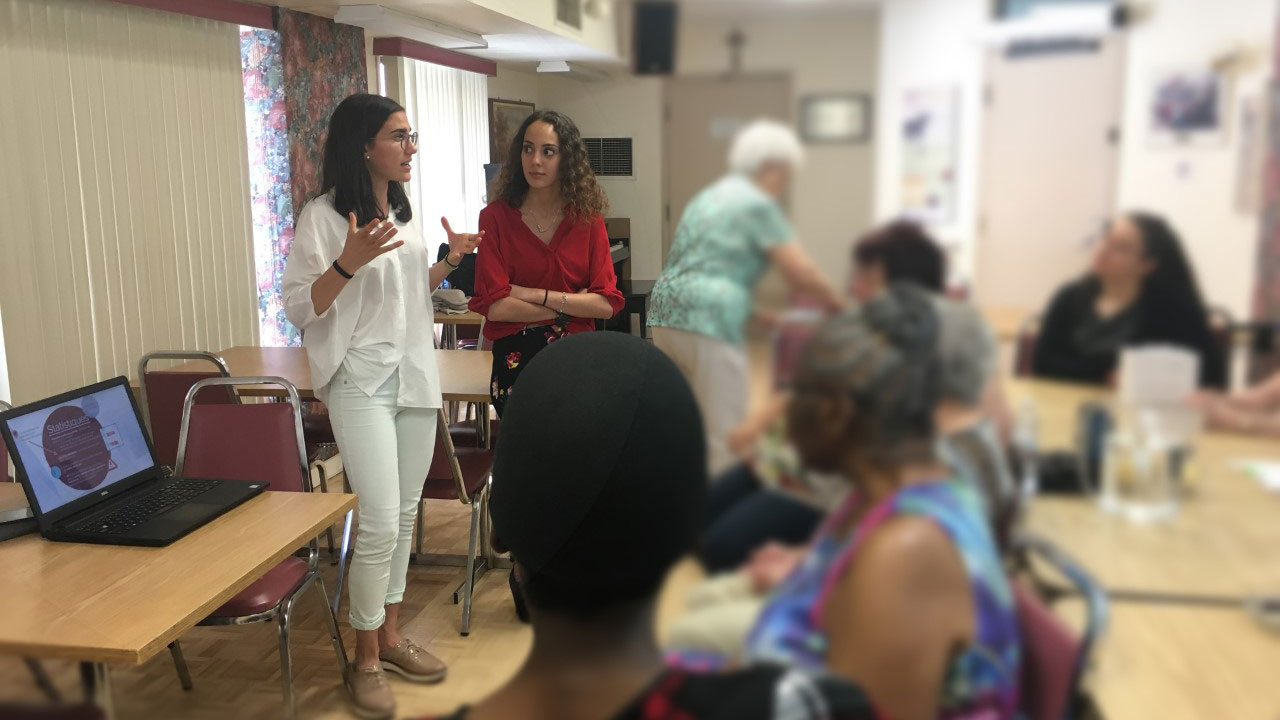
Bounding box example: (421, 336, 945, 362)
(849, 220, 947, 300)
(414, 332, 874, 720)
(1032, 212, 1226, 388)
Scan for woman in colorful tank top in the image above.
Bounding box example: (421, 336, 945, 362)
(745, 283, 1020, 720)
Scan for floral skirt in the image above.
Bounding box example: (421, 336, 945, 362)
(489, 320, 570, 417)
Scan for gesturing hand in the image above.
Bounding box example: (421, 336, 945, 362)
(338, 212, 403, 273)
(442, 217, 484, 264)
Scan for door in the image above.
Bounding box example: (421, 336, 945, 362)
(975, 39, 1125, 316)
(663, 75, 791, 265)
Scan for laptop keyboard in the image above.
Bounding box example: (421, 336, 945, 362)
(72, 478, 220, 535)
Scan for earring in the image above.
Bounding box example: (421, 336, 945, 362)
(365, 154, 370, 160)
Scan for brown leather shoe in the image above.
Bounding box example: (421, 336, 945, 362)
(346, 665, 395, 719)
(379, 638, 448, 683)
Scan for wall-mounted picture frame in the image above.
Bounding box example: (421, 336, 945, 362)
(488, 98, 536, 163)
(799, 93, 872, 144)
(1149, 68, 1231, 147)
(900, 85, 958, 225)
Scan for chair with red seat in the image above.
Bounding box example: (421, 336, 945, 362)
(1, 399, 10, 481)
(771, 308, 824, 389)
(137, 351, 237, 469)
(414, 408, 495, 636)
(1013, 316, 1042, 378)
(1011, 534, 1109, 720)
(168, 376, 350, 718)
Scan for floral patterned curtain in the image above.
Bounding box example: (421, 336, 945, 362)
(241, 28, 296, 347)
(239, 10, 367, 346)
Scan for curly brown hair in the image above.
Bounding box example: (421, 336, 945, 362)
(491, 109, 609, 221)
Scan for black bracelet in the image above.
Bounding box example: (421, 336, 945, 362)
(444, 254, 460, 269)
(542, 288, 549, 307)
(332, 259, 353, 279)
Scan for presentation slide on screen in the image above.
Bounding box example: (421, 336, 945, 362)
(4, 385, 153, 512)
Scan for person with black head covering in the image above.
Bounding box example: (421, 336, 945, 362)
(412, 332, 874, 720)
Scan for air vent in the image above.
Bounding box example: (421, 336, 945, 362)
(583, 137, 633, 177)
(557, 0, 583, 29)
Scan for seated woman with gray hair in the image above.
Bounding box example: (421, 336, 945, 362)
(670, 285, 1020, 720)
(699, 222, 1013, 575)
(648, 119, 845, 477)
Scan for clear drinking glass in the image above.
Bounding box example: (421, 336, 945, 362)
(1098, 431, 1179, 523)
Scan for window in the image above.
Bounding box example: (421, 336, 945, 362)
(240, 27, 298, 347)
(392, 59, 490, 256)
(996, 0, 1114, 20)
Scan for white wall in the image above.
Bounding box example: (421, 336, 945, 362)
(484, 10, 882, 286)
(487, 64, 541, 107)
(1115, 0, 1275, 318)
(874, 0, 987, 282)
(874, 0, 1276, 315)
(486, 66, 665, 280)
(539, 75, 667, 281)
(677, 12, 882, 287)
(468, 0, 620, 59)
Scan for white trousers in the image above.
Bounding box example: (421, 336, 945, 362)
(651, 326, 749, 478)
(327, 368, 437, 631)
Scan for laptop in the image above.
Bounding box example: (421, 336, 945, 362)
(0, 376, 266, 546)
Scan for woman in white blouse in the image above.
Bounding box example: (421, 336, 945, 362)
(282, 93, 482, 719)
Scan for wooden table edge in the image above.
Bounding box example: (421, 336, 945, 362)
(0, 492, 356, 665)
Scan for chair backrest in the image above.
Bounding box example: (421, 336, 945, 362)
(1012, 535, 1109, 720)
(175, 377, 309, 494)
(427, 408, 472, 503)
(138, 351, 236, 468)
(771, 308, 824, 389)
(0, 400, 10, 482)
(1013, 315, 1041, 378)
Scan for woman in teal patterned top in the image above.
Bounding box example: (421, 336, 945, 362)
(649, 119, 843, 475)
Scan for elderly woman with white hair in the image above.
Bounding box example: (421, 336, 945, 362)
(649, 119, 844, 476)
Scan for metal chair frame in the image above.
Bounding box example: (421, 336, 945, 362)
(1011, 533, 1110, 720)
(135, 350, 234, 432)
(169, 376, 350, 718)
(413, 408, 497, 636)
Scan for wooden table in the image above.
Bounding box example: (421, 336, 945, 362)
(170, 346, 492, 404)
(0, 490, 355, 715)
(983, 304, 1030, 342)
(1009, 379, 1280, 598)
(1007, 378, 1280, 718)
(436, 310, 484, 350)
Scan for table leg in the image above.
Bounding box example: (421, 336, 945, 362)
(81, 662, 115, 720)
(443, 324, 458, 351)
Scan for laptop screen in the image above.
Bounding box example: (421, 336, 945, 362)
(2, 382, 155, 515)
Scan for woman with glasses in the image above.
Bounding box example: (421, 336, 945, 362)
(282, 93, 483, 720)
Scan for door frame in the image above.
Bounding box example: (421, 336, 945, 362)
(974, 38, 1128, 311)
(661, 72, 794, 265)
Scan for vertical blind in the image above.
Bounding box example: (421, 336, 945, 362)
(0, 0, 258, 404)
(392, 58, 490, 252)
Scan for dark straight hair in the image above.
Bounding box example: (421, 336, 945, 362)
(320, 93, 412, 226)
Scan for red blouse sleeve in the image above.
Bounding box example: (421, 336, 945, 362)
(588, 216, 626, 317)
(468, 206, 511, 317)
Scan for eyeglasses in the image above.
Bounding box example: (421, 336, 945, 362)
(374, 131, 418, 151)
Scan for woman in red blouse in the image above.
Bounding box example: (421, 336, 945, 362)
(469, 109, 625, 416)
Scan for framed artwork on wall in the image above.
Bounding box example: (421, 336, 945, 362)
(489, 98, 536, 163)
(799, 93, 872, 143)
(1148, 68, 1230, 147)
(900, 85, 959, 224)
